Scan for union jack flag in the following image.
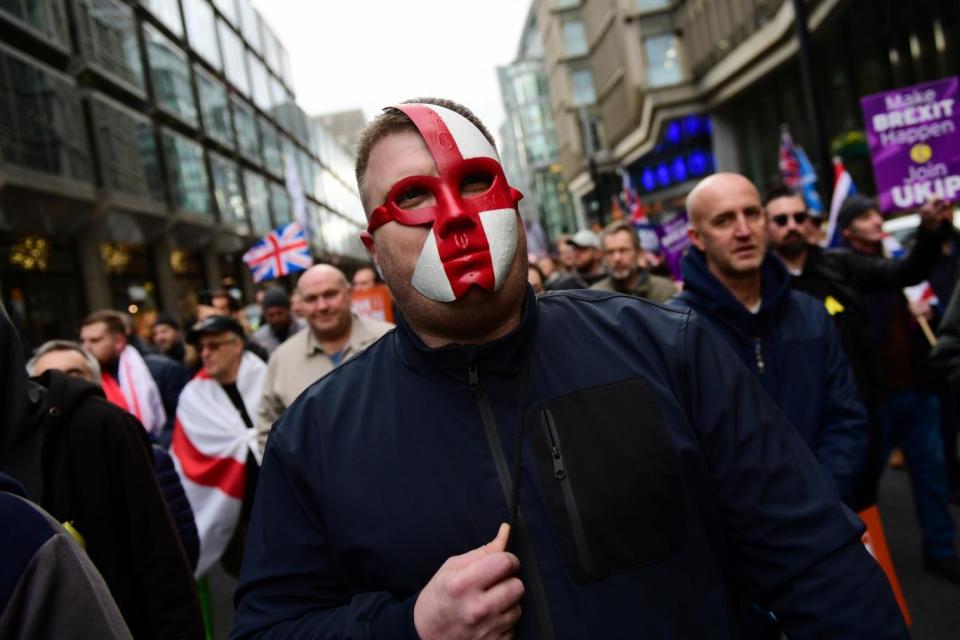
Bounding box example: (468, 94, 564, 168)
(242, 222, 313, 283)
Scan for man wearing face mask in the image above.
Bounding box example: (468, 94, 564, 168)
(232, 99, 906, 639)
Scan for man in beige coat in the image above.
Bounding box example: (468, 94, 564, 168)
(257, 265, 393, 451)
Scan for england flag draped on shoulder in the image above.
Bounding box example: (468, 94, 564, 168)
(171, 352, 266, 576)
(101, 345, 166, 435)
(242, 222, 313, 283)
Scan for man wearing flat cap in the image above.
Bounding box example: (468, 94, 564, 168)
(171, 315, 267, 577)
(251, 288, 305, 357)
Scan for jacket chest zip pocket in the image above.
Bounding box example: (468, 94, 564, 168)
(529, 378, 685, 584)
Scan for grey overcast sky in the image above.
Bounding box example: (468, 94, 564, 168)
(253, 0, 532, 149)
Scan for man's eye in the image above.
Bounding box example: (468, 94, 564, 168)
(395, 186, 431, 209)
(461, 172, 493, 197)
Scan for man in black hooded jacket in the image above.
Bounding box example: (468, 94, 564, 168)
(0, 303, 204, 639)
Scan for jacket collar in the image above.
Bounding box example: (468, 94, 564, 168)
(393, 286, 538, 387)
(680, 248, 792, 334)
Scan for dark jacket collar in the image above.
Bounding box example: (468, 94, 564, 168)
(393, 286, 538, 387)
(679, 248, 792, 335)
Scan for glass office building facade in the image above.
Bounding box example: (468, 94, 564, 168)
(0, 0, 367, 345)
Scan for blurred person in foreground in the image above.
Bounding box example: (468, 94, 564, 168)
(255, 264, 392, 451)
(231, 98, 905, 639)
(0, 470, 132, 638)
(591, 220, 676, 303)
(1, 308, 204, 638)
(250, 288, 305, 357)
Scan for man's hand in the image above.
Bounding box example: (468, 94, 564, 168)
(414, 524, 525, 640)
(919, 198, 954, 231)
(909, 297, 934, 321)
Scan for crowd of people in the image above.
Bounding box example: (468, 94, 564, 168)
(1, 95, 959, 639)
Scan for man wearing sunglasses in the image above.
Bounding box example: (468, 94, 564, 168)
(765, 188, 955, 515)
(232, 101, 904, 639)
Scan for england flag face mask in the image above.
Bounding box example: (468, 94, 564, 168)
(363, 103, 523, 303)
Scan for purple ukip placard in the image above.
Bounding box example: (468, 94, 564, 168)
(860, 77, 960, 213)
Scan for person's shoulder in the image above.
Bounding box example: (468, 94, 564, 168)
(539, 288, 693, 331)
(267, 325, 311, 364)
(353, 314, 395, 339)
(784, 288, 833, 330)
(269, 333, 394, 447)
(0, 483, 59, 590)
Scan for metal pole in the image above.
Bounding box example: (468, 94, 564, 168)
(791, 0, 832, 199)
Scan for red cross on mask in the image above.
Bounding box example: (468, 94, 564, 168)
(362, 103, 523, 302)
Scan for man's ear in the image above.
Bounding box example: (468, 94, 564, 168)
(687, 226, 705, 252)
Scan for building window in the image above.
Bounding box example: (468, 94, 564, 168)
(211, 0, 236, 26)
(195, 66, 232, 148)
(644, 33, 683, 87)
(73, 0, 144, 92)
(0, 0, 70, 47)
(260, 121, 283, 176)
(162, 129, 211, 215)
(218, 20, 249, 95)
(563, 18, 588, 56)
(144, 25, 198, 126)
(0, 51, 91, 182)
(277, 46, 293, 89)
(261, 23, 280, 76)
(243, 170, 271, 233)
(89, 94, 162, 202)
(636, 0, 670, 11)
(248, 52, 271, 110)
(209, 152, 246, 230)
(269, 181, 291, 225)
(236, 0, 261, 53)
(231, 97, 260, 164)
(183, 0, 220, 67)
(139, 0, 182, 36)
(554, 0, 578, 8)
(570, 66, 596, 106)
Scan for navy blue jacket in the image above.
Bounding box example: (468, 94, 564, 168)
(672, 250, 869, 505)
(232, 288, 904, 639)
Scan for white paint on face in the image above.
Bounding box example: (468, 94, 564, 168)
(411, 228, 457, 302)
(429, 105, 499, 161)
(479, 209, 518, 290)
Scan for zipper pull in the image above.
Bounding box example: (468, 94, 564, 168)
(753, 338, 766, 375)
(467, 363, 479, 391)
(541, 410, 567, 479)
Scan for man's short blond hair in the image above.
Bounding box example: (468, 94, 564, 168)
(354, 98, 496, 211)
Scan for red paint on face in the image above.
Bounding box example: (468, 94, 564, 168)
(366, 104, 522, 299)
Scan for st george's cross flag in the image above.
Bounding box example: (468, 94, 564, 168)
(242, 222, 313, 283)
(171, 352, 266, 576)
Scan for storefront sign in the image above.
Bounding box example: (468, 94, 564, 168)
(861, 77, 960, 212)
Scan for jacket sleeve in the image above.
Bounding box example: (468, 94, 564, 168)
(835, 223, 946, 292)
(110, 413, 206, 639)
(813, 313, 870, 505)
(152, 445, 201, 572)
(255, 354, 285, 454)
(231, 434, 419, 639)
(680, 311, 907, 639)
